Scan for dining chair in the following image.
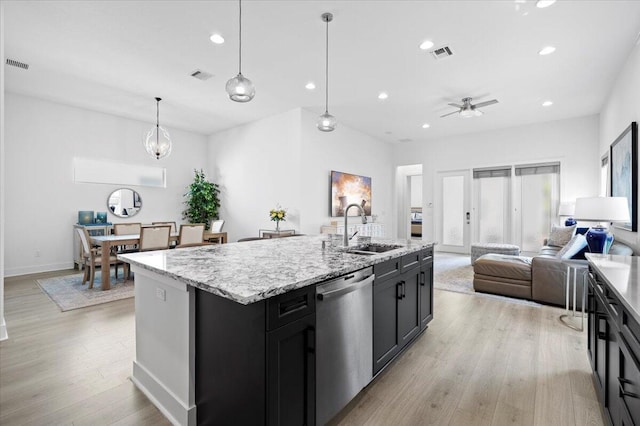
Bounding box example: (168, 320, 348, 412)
(210, 219, 225, 233)
(76, 227, 126, 289)
(178, 224, 205, 246)
(113, 222, 143, 252)
(139, 225, 172, 251)
(152, 221, 177, 234)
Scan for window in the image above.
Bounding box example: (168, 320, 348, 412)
(473, 167, 511, 243)
(514, 162, 560, 253)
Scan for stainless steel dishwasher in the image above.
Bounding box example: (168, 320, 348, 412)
(316, 267, 375, 425)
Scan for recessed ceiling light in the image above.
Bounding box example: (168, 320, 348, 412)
(419, 40, 434, 50)
(536, 0, 556, 8)
(305, 82, 316, 90)
(378, 92, 389, 100)
(210, 34, 225, 44)
(538, 46, 556, 55)
(542, 100, 553, 107)
(422, 123, 430, 129)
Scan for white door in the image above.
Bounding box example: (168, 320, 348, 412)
(436, 170, 471, 253)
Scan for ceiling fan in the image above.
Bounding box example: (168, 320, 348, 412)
(440, 97, 499, 118)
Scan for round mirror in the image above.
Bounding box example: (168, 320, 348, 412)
(107, 188, 142, 218)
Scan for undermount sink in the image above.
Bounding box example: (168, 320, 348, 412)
(347, 244, 402, 255)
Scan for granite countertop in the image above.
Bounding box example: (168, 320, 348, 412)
(119, 235, 434, 305)
(586, 253, 640, 322)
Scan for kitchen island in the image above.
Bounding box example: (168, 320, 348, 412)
(119, 235, 434, 425)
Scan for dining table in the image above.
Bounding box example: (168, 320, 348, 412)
(90, 231, 228, 290)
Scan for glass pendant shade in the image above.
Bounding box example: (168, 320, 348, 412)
(144, 97, 172, 160)
(144, 125, 172, 160)
(226, 73, 255, 102)
(317, 112, 336, 132)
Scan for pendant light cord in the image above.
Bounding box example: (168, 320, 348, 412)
(238, 0, 242, 74)
(325, 16, 329, 114)
(156, 99, 160, 146)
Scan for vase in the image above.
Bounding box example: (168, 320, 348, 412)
(276, 221, 280, 231)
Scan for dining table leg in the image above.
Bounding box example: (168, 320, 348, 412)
(101, 240, 111, 290)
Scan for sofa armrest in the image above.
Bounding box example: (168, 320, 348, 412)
(531, 257, 587, 307)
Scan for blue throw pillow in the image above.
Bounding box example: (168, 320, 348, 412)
(555, 234, 588, 259)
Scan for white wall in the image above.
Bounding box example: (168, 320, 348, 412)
(298, 109, 394, 236)
(208, 108, 393, 242)
(4, 93, 209, 276)
(394, 115, 600, 242)
(599, 41, 640, 251)
(410, 175, 422, 207)
(1, 1, 7, 340)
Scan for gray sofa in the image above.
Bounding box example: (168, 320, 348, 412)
(473, 240, 634, 307)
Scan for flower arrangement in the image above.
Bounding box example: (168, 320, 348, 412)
(269, 205, 287, 230)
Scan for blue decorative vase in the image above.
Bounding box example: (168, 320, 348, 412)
(586, 226, 613, 254)
(565, 217, 577, 226)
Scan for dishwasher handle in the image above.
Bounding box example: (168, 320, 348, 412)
(317, 274, 375, 301)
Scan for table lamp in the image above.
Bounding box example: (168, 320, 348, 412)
(558, 202, 576, 226)
(574, 196, 630, 254)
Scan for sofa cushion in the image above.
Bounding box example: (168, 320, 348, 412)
(547, 224, 576, 247)
(556, 234, 588, 259)
(473, 254, 532, 281)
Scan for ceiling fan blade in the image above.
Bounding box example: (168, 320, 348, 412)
(440, 110, 459, 118)
(473, 99, 498, 108)
(447, 103, 463, 108)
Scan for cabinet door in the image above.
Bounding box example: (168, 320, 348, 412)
(594, 296, 607, 406)
(620, 334, 640, 426)
(373, 277, 400, 375)
(398, 268, 421, 349)
(606, 316, 620, 426)
(267, 314, 315, 426)
(419, 256, 434, 330)
(588, 278, 596, 371)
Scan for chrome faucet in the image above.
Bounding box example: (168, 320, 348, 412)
(344, 203, 368, 246)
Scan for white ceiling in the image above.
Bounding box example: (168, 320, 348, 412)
(4, 1, 640, 143)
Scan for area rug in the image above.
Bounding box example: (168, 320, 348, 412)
(37, 270, 134, 312)
(434, 252, 540, 307)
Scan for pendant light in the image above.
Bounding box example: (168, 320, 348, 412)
(226, 0, 255, 102)
(317, 12, 336, 132)
(143, 97, 172, 160)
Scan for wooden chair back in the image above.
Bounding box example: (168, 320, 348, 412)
(114, 222, 142, 235)
(152, 221, 177, 234)
(179, 224, 205, 246)
(76, 227, 92, 257)
(210, 220, 225, 233)
(139, 225, 171, 251)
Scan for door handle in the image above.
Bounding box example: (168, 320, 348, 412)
(402, 281, 406, 298)
(619, 377, 640, 399)
(420, 271, 425, 286)
(466, 211, 470, 224)
(397, 282, 403, 300)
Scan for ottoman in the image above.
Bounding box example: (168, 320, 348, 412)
(471, 243, 520, 265)
(473, 254, 533, 300)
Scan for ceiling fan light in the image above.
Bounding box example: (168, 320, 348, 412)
(460, 108, 474, 118)
(536, 0, 556, 8)
(226, 73, 255, 102)
(317, 112, 336, 132)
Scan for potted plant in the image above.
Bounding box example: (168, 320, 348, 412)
(183, 169, 221, 230)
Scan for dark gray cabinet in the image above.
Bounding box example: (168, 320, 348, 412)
(267, 313, 315, 426)
(373, 247, 433, 375)
(588, 266, 640, 426)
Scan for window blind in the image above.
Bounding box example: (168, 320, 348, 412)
(473, 167, 512, 179)
(514, 162, 560, 176)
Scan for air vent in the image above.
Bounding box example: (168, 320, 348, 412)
(430, 45, 453, 60)
(6, 59, 29, 70)
(190, 69, 213, 81)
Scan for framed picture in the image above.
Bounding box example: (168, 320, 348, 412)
(133, 191, 142, 208)
(610, 122, 638, 231)
(330, 170, 372, 217)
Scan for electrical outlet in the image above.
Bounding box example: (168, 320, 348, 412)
(156, 287, 166, 301)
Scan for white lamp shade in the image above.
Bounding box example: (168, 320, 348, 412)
(574, 197, 630, 222)
(558, 202, 575, 217)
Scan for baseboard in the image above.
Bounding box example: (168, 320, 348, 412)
(4, 262, 74, 277)
(131, 361, 196, 426)
(0, 316, 7, 341)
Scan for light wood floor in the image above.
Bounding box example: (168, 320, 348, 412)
(1, 270, 603, 425)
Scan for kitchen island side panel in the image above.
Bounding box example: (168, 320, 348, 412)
(196, 288, 267, 425)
